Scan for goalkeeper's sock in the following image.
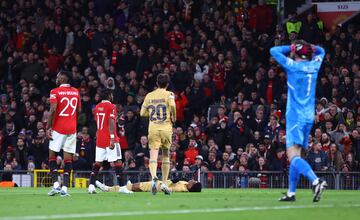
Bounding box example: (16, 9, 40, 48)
(90, 162, 101, 185)
(288, 158, 300, 195)
(161, 159, 170, 182)
(149, 160, 158, 179)
(49, 156, 59, 185)
(292, 156, 318, 183)
(114, 162, 124, 186)
(63, 159, 72, 188)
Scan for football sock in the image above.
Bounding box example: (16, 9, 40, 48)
(49, 156, 59, 185)
(90, 163, 101, 185)
(288, 158, 300, 195)
(149, 160, 158, 179)
(63, 159, 72, 188)
(115, 162, 124, 186)
(126, 182, 133, 191)
(292, 156, 318, 184)
(161, 158, 170, 182)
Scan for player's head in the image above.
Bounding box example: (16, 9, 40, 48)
(292, 40, 313, 61)
(56, 70, 72, 86)
(101, 89, 113, 102)
(156, 73, 170, 89)
(187, 180, 202, 192)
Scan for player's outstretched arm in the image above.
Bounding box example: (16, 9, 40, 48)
(270, 45, 291, 69)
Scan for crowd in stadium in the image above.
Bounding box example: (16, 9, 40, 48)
(0, 0, 359, 178)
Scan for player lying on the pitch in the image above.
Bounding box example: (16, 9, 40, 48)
(94, 178, 202, 194)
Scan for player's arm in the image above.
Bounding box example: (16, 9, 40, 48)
(312, 45, 326, 61)
(169, 92, 176, 124)
(140, 96, 149, 117)
(46, 91, 57, 140)
(270, 45, 291, 69)
(109, 107, 116, 149)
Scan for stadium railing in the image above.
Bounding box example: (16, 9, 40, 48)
(1, 170, 359, 190)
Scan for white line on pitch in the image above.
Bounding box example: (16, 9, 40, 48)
(1, 204, 360, 220)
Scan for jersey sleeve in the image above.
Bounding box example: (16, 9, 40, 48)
(270, 46, 293, 71)
(140, 95, 149, 117)
(49, 89, 58, 104)
(312, 46, 325, 63)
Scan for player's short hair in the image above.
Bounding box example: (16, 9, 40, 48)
(101, 89, 113, 101)
(293, 40, 313, 60)
(58, 70, 72, 82)
(157, 73, 170, 88)
(188, 182, 202, 192)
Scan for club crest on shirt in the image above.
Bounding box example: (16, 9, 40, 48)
(98, 107, 104, 111)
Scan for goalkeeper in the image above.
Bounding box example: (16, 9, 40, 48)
(95, 178, 202, 194)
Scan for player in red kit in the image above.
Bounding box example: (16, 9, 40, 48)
(88, 90, 129, 194)
(46, 71, 81, 197)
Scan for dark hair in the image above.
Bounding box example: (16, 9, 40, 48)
(101, 89, 113, 101)
(58, 70, 72, 83)
(157, 74, 170, 88)
(188, 182, 202, 192)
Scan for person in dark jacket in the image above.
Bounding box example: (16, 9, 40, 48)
(228, 116, 252, 151)
(299, 13, 322, 44)
(124, 110, 139, 150)
(91, 24, 111, 52)
(307, 142, 328, 171)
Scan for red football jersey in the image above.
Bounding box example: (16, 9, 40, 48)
(94, 100, 119, 148)
(49, 84, 81, 134)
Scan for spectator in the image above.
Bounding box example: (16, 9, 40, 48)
(229, 117, 252, 151)
(329, 121, 349, 152)
(328, 143, 345, 171)
(250, 0, 273, 33)
(307, 142, 328, 171)
(299, 12, 322, 44)
(134, 136, 150, 168)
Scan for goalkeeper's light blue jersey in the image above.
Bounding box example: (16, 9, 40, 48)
(270, 45, 325, 123)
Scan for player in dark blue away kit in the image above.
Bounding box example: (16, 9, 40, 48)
(270, 40, 327, 202)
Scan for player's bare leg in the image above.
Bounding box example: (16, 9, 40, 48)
(60, 151, 73, 197)
(149, 148, 159, 195)
(88, 162, 101, 194)
(160, 148, 171, 195)
(48, 150, 61, 196)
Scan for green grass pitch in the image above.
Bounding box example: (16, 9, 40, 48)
(0, 188, 359, 220)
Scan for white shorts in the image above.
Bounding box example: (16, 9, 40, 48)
(95, 143, 122, 162)
(49, 130, 76, 154)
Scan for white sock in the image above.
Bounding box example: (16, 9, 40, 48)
(287, 191, 295, 197)
(61, 186, 67, 192)
(53, 181, 60, 189)
(312, 178, 319, 186)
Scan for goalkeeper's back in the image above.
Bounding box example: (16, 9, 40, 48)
(270, 45, 325, 123)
